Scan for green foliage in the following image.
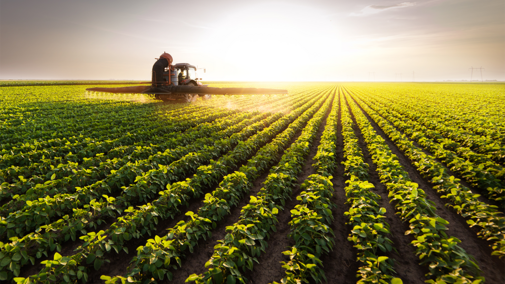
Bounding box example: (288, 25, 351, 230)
(187, 89, 333, 284)
(347, 90, 485, 282)
(3, 84, 322, 282)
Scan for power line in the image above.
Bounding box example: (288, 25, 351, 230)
(470, 67, 484, 81)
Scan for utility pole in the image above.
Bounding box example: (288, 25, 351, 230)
(413, 71, 415, 82)
(470, 67, 484, 81)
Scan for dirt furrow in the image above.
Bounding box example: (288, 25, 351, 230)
(320, 90, 358, 283)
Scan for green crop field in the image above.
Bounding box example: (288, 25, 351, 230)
(0, 82, 504, 284)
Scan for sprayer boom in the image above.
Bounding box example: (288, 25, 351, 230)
(86, 85, 287, 95)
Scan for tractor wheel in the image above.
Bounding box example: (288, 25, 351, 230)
(199, 94, 212, 100)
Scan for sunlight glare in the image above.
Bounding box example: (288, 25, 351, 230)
(202, 3, 347, 81)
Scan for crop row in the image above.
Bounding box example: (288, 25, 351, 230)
(12, 88, 331, 283)
(273, 88, 340, 283)
(1, 94, 263, 154)
(186, 89, 333, 283)
(0, 90, 319, 281)
(1, 93, 134, 126)
(340, 93, 399, 282)
(273, 175, 335, 284)
(345, 90, 484, 282)
(101, 88, 334, 284)
(0, 110, 275, 280)
(1, 100, 176, 139)
(0, 103, 240, 170)
(353, 90, 505, 210)
(354, 85, 505, 162)
(361, 89, 505, 168)
(0, 99, 189, 149)
(349, 90, 505, 259)
(0, 92, 302, 211)
(0, 93, 292, 188)
(0, 106, 252, 239)
(349, 83, 504, 145)
(0, 110, 245, 209)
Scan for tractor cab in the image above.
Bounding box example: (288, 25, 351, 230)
(173, 63, 202, 86)
(161, 62, 203, 86)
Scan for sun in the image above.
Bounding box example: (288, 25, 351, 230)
(202, 3, 340, 81)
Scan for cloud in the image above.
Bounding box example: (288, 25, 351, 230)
(351, 2, 416, 16)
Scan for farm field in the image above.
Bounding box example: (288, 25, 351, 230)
(0, 82, 504, 284)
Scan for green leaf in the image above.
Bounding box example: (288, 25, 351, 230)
(0, 272, 8, 281)
(87, 253, 96, 264)
(223, 260, 235, 268)
(94, 258, 103, 270)
(211, 268, 223, 284)
(12, 253, 22, 262)
(373, 223, 383, 230)
(0, 256, 10, 267)
(391, 278, 403, 284)
(377, 256, 388, 263)
(227, 274, 236, 284)
(429, 218, 437, 228)
(306, 264, 317, 269)
(186, 274, 200, 281)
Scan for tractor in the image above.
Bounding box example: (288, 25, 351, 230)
(86, 52, 287, 102)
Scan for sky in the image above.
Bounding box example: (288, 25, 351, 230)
(0, 0, 504, 81)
